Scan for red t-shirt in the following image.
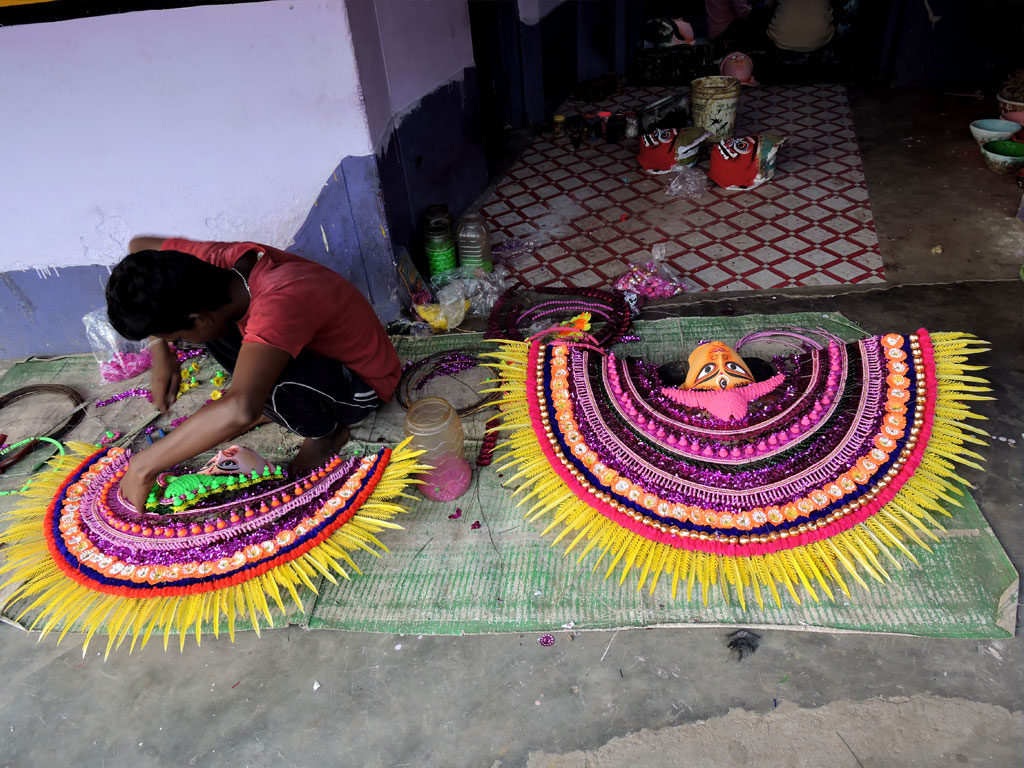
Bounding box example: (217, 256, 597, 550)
(162, 238, 400, 401)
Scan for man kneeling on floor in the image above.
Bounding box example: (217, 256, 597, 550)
(106, 236, 400, 511)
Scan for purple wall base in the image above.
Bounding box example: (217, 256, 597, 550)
(289, 155, 400, 322)
(0, 265, 111, 358)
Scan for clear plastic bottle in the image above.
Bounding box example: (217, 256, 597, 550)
(403, 397, 471, 501)
(456, 212, 493, 273)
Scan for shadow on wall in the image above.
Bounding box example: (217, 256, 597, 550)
(845, 0, 1024, 91)
(373, 0, 645, 280)
(376, 68, 490, 279)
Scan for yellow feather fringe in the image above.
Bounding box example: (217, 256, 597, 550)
(0, 440, 427, 656)
(483, 332, 989, 609)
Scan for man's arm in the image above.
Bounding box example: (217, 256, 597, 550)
(119, 342, 292, 510)
(148, 338, 181, 415)
(128, 235, 168, 252)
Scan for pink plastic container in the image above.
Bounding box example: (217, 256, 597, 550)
(403, 397, 472, 502)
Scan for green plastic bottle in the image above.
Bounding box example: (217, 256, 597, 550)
(424, 220, 457, 277)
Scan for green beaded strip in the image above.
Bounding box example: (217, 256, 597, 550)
(146, 464, 283, 511)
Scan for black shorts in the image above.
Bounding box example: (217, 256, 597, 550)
(205, 326, 382, 438)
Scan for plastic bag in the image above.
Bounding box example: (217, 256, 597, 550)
(429, 265, 513, 317)
(665, 165, 708, 198)
(491, 238, 539, 267)
(82, 309, 152, 382)
(614, 245, 686, 299)
(388, 317, 434, 338)
(415, 282, 470, 333)
(464, 265, 512, 316)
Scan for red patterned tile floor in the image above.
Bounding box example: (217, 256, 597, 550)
(481, 83, 886, 293)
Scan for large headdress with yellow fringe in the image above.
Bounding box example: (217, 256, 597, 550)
(0, 440, 425, 655)
(482, 329, 990, 608)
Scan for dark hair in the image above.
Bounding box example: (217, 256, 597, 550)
(106, 250, 233, 340)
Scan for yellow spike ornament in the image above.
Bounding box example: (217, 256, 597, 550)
(0, 439, 426, 656)
(482, 328, 990, 608)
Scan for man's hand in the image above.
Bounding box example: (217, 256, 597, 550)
(149, 339, 180, 415)
(117, 342, 292, 503)
(120, 455, 158, 511)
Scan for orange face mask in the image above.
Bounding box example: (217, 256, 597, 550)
(683, 341, 754, 390)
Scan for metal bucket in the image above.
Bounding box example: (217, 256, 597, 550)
(690, 75, 741, 141)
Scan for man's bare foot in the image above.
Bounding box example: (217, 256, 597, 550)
(289, 425, 351, 477)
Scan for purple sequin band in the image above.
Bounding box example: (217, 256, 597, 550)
(174, 346, 206, 363)
(413, 352, 479, 390)
(95, 388, 153, 408)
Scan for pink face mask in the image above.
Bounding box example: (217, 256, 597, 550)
(198, 445, 272, 476)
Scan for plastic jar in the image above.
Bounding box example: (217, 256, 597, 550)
(423, 204, 452, 230)
(403, 397, 472, 501)
(625, 111, 639, 138)
(424, 220, 457, 277)
(456, 212, 493, 273)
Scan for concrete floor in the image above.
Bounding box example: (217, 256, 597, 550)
(0, 89, 1022, 767)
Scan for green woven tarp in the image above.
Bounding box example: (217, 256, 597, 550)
(309, 313, 1017, 638)
(0, 314, 1016, 638)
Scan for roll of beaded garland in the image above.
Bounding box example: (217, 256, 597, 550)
(0, 437, 66, 495)
(479, 327, 991, 609)
(0, 439, 428, 656)
(0, 385, 85, 473)
(487, 286, 632, 348)
(396, 349, 499, 416)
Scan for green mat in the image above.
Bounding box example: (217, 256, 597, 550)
(0, 313, 1017, 639)
(307, 440, 1015, 638)
(314, 313, 1017, 638)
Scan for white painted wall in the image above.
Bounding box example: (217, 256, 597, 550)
(517, 0, 568, 25)
(0, 0, 372, 271)
(372, 0, 475, 117)
(346, 0, 394, 149)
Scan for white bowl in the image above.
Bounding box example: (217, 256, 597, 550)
(970, 118, 1021, 146)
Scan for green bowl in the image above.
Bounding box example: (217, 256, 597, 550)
(981, 140, 1024, 173)
(984, 140, 1024, 157)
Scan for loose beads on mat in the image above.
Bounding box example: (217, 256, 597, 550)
(99, 430, 122, 445)
(174, 346, 205, 363)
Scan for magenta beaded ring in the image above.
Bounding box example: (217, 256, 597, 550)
(487, 286, 633, 349)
